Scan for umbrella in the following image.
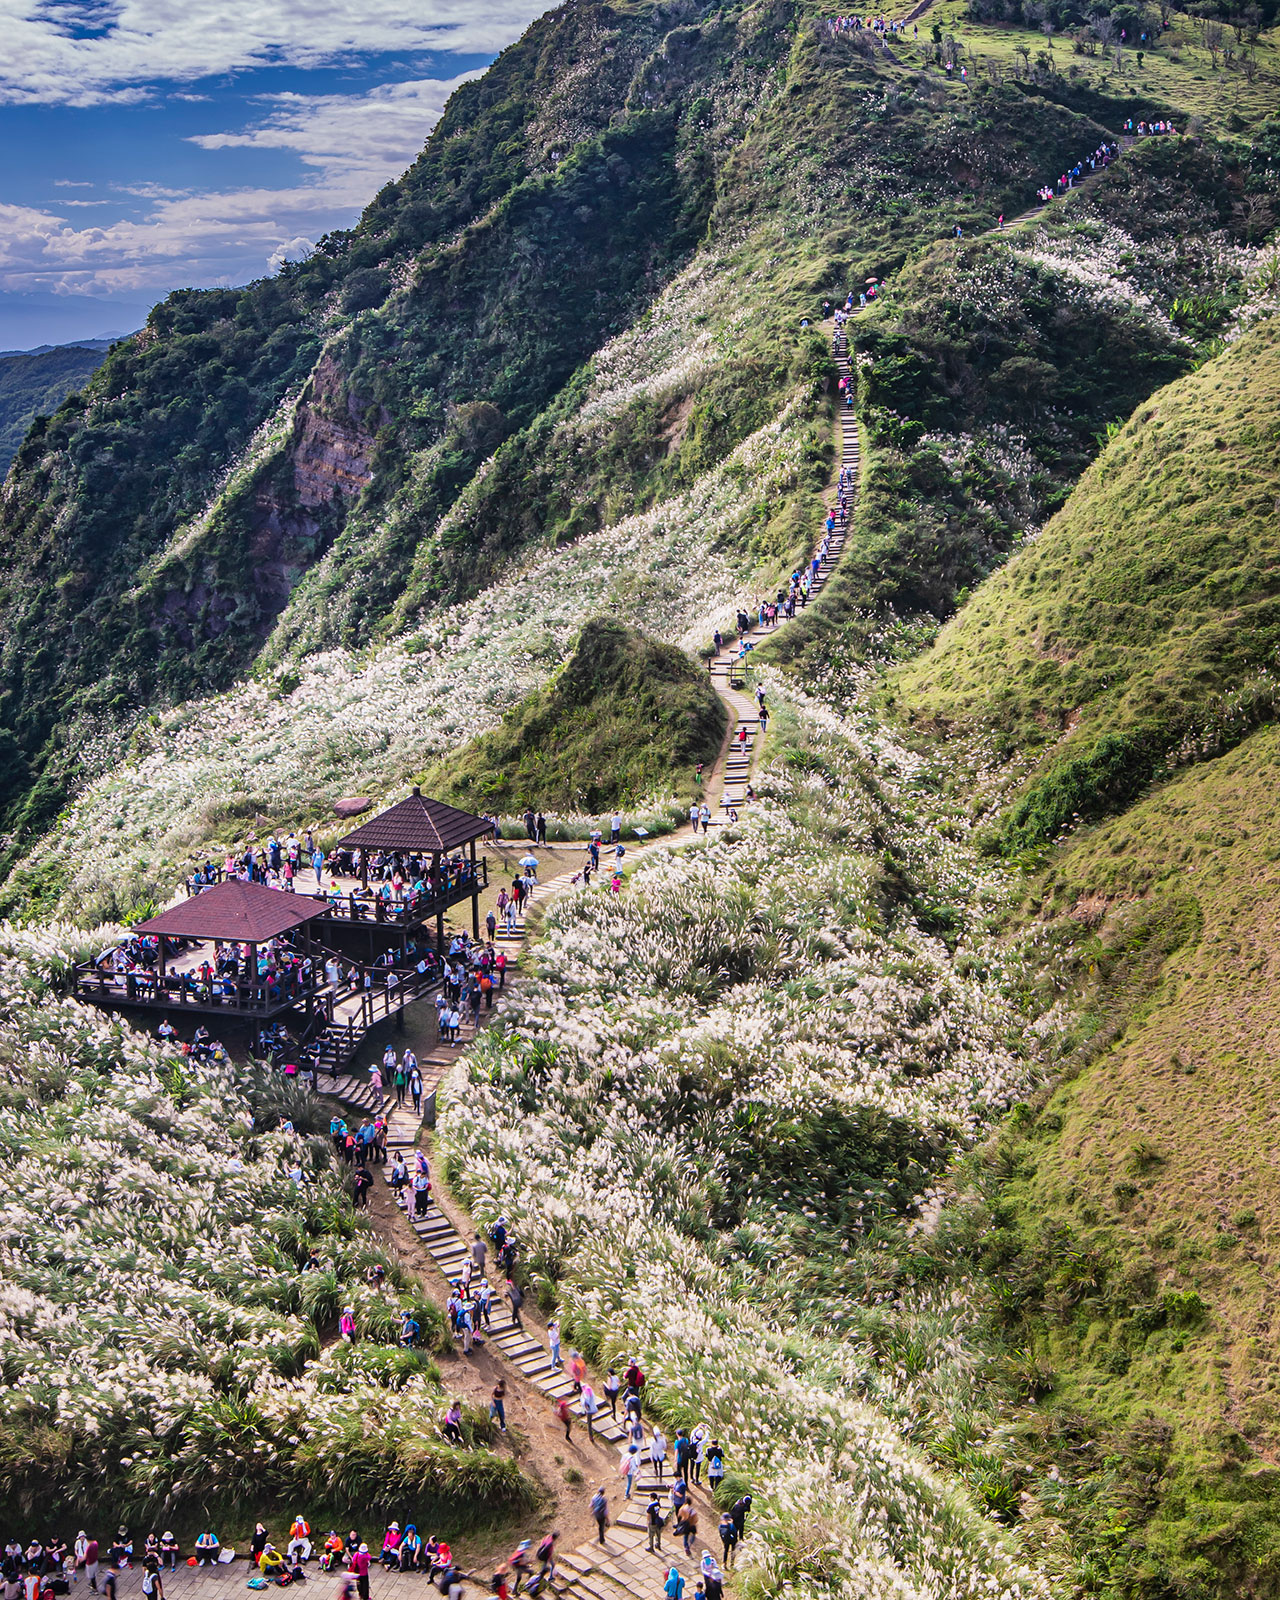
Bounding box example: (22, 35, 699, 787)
(520, 855, 539, 868)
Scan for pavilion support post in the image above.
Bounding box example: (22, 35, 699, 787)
(360, 850, 368, 891)
(470, 838, 479, 941)
(247, 942, 257, 1013)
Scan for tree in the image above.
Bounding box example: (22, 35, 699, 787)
(1204, 17, 1224, 59)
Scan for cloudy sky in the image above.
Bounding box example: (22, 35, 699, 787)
(0, 0, 551, 347)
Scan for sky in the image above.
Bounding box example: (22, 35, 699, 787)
(0, 0, 553, 348)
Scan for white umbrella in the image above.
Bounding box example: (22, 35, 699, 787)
(520, 855, 539, 868)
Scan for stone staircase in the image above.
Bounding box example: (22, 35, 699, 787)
(312, 328, 862, 1600)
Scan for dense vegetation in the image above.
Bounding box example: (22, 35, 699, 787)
(0, 923, 530, 1529)
(896, 315, 1280, 850)
(422, 617, 726, 814)
(764, 127, 1279, 697)
(0, 342, 109, 475)
(0, 0, 1141, 857)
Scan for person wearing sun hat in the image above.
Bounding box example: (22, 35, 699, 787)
(379, 1527, 401, 1570)
(349, 1543, 371, 1600)
(159, 1535, 180, 1572)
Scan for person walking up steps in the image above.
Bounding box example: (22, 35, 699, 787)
(646, 1495, 665, 1554)
(590, 1488, 609, 1546)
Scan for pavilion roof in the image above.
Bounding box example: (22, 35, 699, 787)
(133, 880, 329, 943)
(335, 789, 489, 854)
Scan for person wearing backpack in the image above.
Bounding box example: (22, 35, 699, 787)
(645, 1495, 665, 1553)
(534, 1534, 557, 1583)
(589, 1488, 609, 1546)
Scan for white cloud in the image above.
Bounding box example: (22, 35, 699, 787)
(189, 74, 474, 188)
(0, 0, 552, 106)
(0, 72, 480, 295)
(115, 182, 192, 199)
(267, 235, 314, 273)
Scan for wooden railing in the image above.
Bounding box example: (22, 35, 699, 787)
(72, 962, 324, 1015)
(318, 863, 487, 927)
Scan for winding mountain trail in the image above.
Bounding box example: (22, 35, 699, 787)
(312, 140, 1137, 1580)
(313, 315, 865, 1600)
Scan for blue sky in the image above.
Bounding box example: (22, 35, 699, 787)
(0, 0, 553, 347)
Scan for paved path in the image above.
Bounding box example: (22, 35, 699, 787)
(313, 324, 864, 1600)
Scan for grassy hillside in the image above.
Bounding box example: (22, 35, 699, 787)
(765, 128, 1279, 702)
(0, 0, 1141, 856)
(931, 724, 1280, 1594)
(0, 923, 531, 1528)
(0, 342, 109, 475)
(421, 617, 726, 814)
(893, 313, 1280, 850)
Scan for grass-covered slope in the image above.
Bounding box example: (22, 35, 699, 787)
(765, 129, 1280, 703)
(0, 0, 1136, 856)
(0, 342, 109, 476)
(0, 924, 529, 1527)
(894, 314, 1280, 850)
(944, 724, 1280, 1594)
(421, 617, 726, 814)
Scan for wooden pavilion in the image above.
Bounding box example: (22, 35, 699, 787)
(331, 787, 490, 947)
(74, 879, 332, 1020)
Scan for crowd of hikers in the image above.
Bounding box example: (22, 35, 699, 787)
(0, 1488, 754, 1600)
(185, 840, 484, 918)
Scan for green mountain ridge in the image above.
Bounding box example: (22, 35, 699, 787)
(0, 340, 112, 477)
(1, 0, 1280, 1592)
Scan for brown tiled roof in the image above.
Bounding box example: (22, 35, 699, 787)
(335, 790, 489, 853)
(133, 880, 329, 942)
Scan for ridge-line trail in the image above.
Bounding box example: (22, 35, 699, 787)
(314, 322, 862, 1600)
(312, 131, 1134, 1584)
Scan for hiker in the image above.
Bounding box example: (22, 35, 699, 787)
(507, 1278, 524, 1328)
(717, 1514, 737, 1567)
(547, 1319, 562, 1368)
(490, 1378, 507, 1432)
(620, 1445, 642, 1499)
(350, 1544, 371, 1600)
(555, 1396, 573, 1441)
(581, 1382, 600, 1442)
(646, 1496, 665, 1554)
(387, 1152, 408, 1203)
(650, 1425, 667, 1481)
(603, 1366, 621, 1418)
(730, 1495, 752, 1542)
(193, 1533, 220, 1569)
(286, 1518, 312, 1564)
(534, 1534, 558, 1584)
(707, 1440, 725, 1496)
(664, 1569, 684, 1600)
(589, 1488, 609, 1546)
(442, 1401, 464, 1445)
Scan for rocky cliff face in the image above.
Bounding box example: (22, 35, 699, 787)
(291, 352, 379, 509)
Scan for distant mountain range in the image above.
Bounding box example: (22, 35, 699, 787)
(0, 338, 118, 476)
